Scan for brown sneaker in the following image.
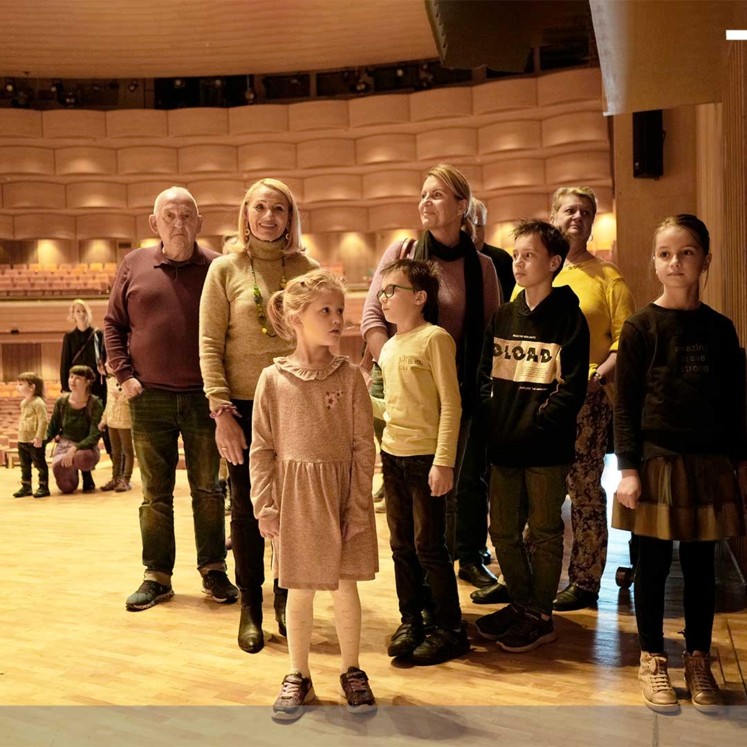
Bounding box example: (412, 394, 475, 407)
(114, 479, 132, 492)
(339, 667, 376, 713)
(683, 651, 723, 712)
(638, 652, 678, 713)
(101, 479, 119, 491)
(271, 672, 315, 722)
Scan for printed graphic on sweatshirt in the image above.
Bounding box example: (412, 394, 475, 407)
(491, 336, 562, 386)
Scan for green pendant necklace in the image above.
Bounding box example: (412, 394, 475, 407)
(249, 255, 286, 336)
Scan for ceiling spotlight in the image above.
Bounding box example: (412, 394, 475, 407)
(50, 79, 63, 94)
(4, 78, 15, 94)
(173, 78, 185, 89)
(91, 82, 102, 92)
(128, 79, 139, 92)
(245, 87, 256, 104)
(213, 77, 223, 89)
(64, 92, 77, 107)
(418, 63, 434, 90)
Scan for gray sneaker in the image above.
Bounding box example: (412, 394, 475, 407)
(272, 672, 315, 722)
(125, 580, 174, 611)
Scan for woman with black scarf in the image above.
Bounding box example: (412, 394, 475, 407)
(361, 163, 501, 561)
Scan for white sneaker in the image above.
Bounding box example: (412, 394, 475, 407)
(683, 651, 723, 713)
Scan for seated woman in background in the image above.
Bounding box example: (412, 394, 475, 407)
(47, 365, 104, 495)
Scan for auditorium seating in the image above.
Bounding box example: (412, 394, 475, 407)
(0, 263, 117, 298)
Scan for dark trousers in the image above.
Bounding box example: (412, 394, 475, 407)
(229, 399, 286, 608)
(382, 451, 462, 629)
(18, 442, 48, 488)
(635, 537, 716, 654)
(455, 417, 489, 565)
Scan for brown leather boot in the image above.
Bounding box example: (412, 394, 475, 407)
(238, 606, 264, 654)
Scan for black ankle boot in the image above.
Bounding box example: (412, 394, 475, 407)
(82, 471, 96, 493)
(273, 579, 287, 638)
(238, 605, 264, 654)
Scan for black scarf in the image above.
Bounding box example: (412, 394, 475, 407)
(412, 230, 484, 416)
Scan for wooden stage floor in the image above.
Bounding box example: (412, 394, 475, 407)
(1, 457, 745, 746)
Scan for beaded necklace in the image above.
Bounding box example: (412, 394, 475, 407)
(249, 254, 286, 336)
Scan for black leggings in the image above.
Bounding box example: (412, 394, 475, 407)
(634, 537, 716, 654)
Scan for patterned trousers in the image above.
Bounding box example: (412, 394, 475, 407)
(566, 388, 612, 594)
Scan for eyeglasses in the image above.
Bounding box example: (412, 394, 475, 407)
(376, 283, 414, 301)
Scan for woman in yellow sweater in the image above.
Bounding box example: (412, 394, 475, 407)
(548, 186, 635, 611)
(199, 179, 319, 654)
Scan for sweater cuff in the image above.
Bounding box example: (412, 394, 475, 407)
(616, 454, 640, 471)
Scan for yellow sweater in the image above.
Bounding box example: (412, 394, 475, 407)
(513, 256, 635, 377)
(199, 243, 319, 410)
(18, 396, 47, 442)
(372, 323, 461, 467)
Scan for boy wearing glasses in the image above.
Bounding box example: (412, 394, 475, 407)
(371, 259, 468, 665)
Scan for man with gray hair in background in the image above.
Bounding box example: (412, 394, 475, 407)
(105, 186, 238, 611)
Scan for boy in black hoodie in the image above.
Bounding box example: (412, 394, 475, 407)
(475, 220, 589, 652)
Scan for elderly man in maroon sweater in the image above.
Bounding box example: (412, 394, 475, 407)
(105, 186, 238, 611)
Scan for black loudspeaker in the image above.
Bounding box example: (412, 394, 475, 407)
(633, 110, 664, 179)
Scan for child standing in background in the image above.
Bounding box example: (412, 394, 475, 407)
(614, 214, 747, 713)
(99, 360, 134, 492)
(251, 269, 378, 722)
(14, 372, 49, 498)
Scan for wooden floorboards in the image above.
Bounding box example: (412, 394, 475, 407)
(1, 457, 745, 745)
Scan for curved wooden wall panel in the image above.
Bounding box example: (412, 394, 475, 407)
(76, 214, 136, 240)
(179, 145, 238, 173)
(542, 112, 609, 148)
(473, 78, 538, 115)
(303, 174, 361, 203)
(118, 147, 178, 175)
(229, 105, 289, 135)
(127, 182, 178, 209)
(416, 128, 477, 161)
(289, 100, 349, 131)
(411, 87, 472, 121)
(297, 139, 356, 169)
(479, 121, 542, 154)
(238, 143, 296, 171)
(483, 159, 546, 190)
(537, 68, 603, 107)
(169, 109, 229, 137)
(4, 182, 66, 209)
(106, 110, 169, 138)
(67, 182, 127, 209)
(356, 134, 416, 165)
(0, 215, 14, 239)
(56, 148, 118, 176)
(0, 110, 42, 138)
(187, 180, 245, 207)
(545, 151, 610, 185)
(486, 194, 549, 222)
(14, 214, 75, 240)
(349, 95, 410, 128)
(0, 147, 55, 175)
(306, 206, 369, 233)
(43, 110, 106, 139)
(362, 171, 421, 200)
(368, 203, 420, 231)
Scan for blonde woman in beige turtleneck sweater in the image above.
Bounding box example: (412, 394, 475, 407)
(199, 179, 319, 655)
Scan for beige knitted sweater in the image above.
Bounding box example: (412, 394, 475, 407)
(199, 241, 319, 410)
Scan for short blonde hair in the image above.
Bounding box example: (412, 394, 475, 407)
(426, 163, 475, 239)
(267, 269, 346, 341)
(68, 298, 93, 327)
(550, 186, 598, 219)
(235, 178, 304, 257)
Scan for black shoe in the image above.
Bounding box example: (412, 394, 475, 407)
(387, 621, 425, 658)
(496, 609, 557, 652)
(126, 580, 174, 611)
(479, 547, 493, 566)
(475, 603, 524, 640)
(411, 623, 470, 665)
(274, 585, 287, 637)
(81, 472, 96, 493)
(553, 583, 599, 612)
(33, 486, 50, 498)
(238, 605, 264, 654)
(13, 485, 32, 498)
(202, 571, 239, 603)
(339, 667, 376, 713)
(470, 581, 511, 605)
(458, 562, 498, 589)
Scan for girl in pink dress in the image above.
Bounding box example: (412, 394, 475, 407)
(250, 269, 378, 722)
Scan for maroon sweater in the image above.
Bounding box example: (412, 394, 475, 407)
(105, 243, 219, 392)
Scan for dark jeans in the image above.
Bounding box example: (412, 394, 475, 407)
(635, 537, 716, 654)
(382, 451, 462, 629)
(228, 399, 286, 608)
(130, 389, 226, 585)
(489, 464, 569, 615)
(18, 441, 48, 488)
(455, 417, 489, 565)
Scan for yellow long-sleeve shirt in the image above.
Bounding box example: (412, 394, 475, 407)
(372, 323, 461, 467)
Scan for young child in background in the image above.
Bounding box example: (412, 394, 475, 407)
(14, 371, 49, 498)
(614, 214, 746, 713)
(371, 258, 468, 665)
(47, 365, 104, 494)
(251, 269, 378, 722)
(475, 220, 589, 652)
(99, 360, 134, 492)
